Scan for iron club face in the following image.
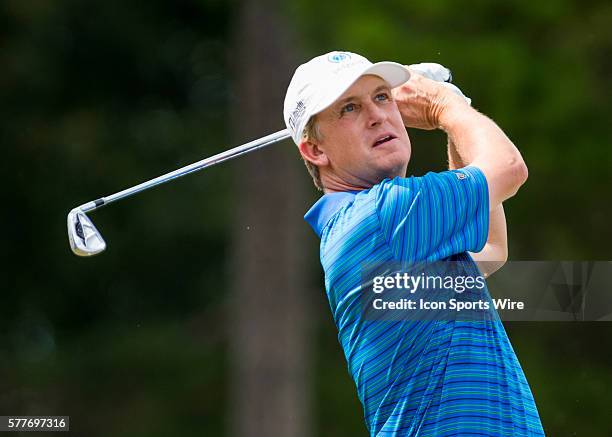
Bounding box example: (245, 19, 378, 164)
(67, 209, 106, 256)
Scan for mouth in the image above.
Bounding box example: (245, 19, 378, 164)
(372, 134, 397, 147)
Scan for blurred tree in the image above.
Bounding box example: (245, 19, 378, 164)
(228, 0, 312, 436)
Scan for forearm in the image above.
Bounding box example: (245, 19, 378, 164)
(393, 72, 528, 207)
(440, 105, 515, 166)
(439, 102, 528, 207)
(393, 73, 523, 177)
(448, 137, 508, 275)
(469, 204, 507, 277)
(476, 204, 507, 256)
(447, 136, 462, 170)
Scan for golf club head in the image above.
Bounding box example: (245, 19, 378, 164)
(67, 209, 106, 256)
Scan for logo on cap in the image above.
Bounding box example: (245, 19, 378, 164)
(288, 100, 306, 131)
(328, 52, 351, 63)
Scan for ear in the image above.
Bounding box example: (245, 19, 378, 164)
(298, 139, 329, 167)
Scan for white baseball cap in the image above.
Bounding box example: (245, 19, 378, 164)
(283, 51, 410, 145)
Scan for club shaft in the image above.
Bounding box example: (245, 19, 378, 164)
(78, 129, 290, 213)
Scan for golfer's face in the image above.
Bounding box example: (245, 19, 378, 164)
(316, 75, 411, 188)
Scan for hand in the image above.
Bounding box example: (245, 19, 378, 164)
(392, 68, 469, 130)
(407, 63, 472, 105)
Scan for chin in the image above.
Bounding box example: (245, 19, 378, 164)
(380, 155, 409, 179)
(372, 163, 407, 184)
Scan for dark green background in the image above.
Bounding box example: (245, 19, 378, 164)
(2, 0, 611, 435)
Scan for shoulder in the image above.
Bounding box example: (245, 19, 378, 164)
(375, 167, 488, 204)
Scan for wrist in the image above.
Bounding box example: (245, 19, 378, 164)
(436, 97, 474, 132)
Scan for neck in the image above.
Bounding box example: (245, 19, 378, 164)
(320, 171, 372, 194)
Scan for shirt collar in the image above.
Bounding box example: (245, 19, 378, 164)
(304, 191, 358, 237)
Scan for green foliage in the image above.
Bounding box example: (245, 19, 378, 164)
(2, 0, 611, 435)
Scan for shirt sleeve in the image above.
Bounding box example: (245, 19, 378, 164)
(374, 166, 489, 262)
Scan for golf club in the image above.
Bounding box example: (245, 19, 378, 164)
(67, 128, 290, 257)
(67, 64, 464, 257)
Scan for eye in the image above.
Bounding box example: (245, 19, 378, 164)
(341, 103, 357, 115)
(375, 92, 390, 102)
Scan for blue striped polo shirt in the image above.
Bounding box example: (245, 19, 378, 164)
(305, 166, 544, 436)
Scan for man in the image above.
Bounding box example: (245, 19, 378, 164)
(283, 51, 545, 436)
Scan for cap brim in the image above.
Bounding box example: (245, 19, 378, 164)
(310, 61, 410, 117)
(364, 61, 411, 88)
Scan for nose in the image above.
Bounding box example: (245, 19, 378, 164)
(365, 101, 387, 128)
